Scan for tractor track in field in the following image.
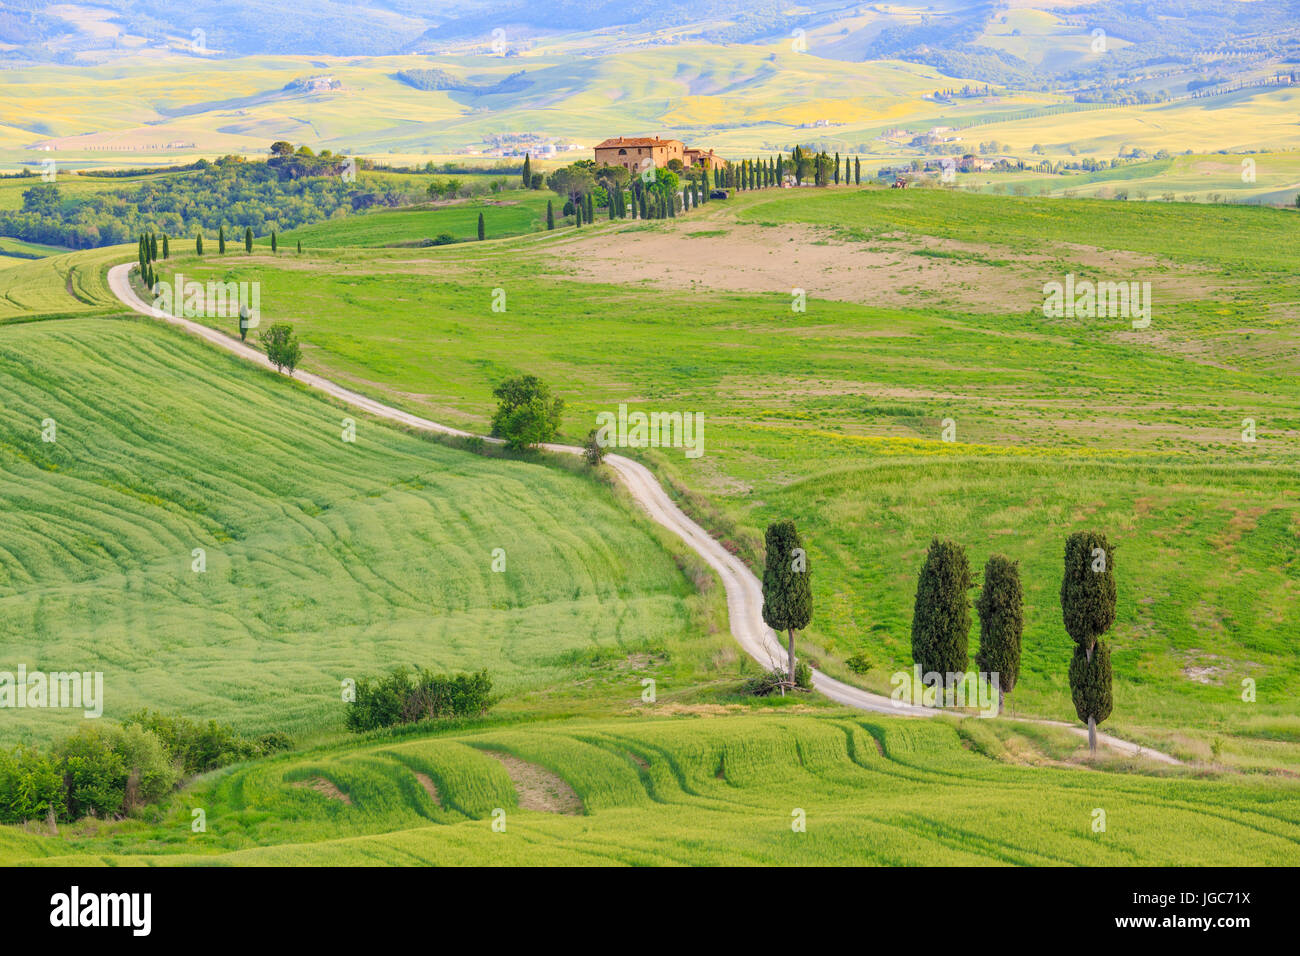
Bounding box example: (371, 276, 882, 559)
(106, 261, 1181, 767)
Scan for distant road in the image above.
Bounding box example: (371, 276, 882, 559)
(106, 262, 1180, 765)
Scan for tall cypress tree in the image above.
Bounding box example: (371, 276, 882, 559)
(477, 211, 485, 240)
(521, 153, 531, 189)
(1061, 531, 1117, 755)
(196, 234, 204, 255)
(547, 200, 555, 230)
(760, 520, 813, 687)
(834, 152, 841, 184)
(297, 239, 302, 253)
(162, 235, 169, 259)
(149, 232, 158, 261)
(244, 227, 253, 253)
(975, 554, 1023, 714)
(911, 538, 972, 688)
(855, 156, 861, 185)
(271, 230, 277, 254)
(218, 226, 225, 254)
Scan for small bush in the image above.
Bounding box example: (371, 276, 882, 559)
(846, 653, 871, 675)
(346, 667, 494, 732)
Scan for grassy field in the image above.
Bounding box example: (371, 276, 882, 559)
(145, 185, 1300, 770)
(270, 192, 555, 249)
(0, 246, 124, 320)
(3, 712, 1297, 865)
(0, 317, 726, 746)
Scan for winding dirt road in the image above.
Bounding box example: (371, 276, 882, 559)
(106, 262, 1180, 765)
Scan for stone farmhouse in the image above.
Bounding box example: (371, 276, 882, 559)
(594, 137, 726, 173)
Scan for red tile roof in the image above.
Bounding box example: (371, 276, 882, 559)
(595, 137, 683, 149)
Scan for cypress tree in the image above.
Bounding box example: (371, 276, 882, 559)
(585, 193, 594, 223)
(218, 226, 225, 254)
(297, 240, 302, 253)
(244, 227, 253, 253)
(1069, 643, 1113, 757)
(271, 230, 277, 254)
(196, 234, 204, 255)
(1061, 531, 1117, 755)
(760, 520, 813, 687)
(149, 232, 158, 261)
(975, 554, 1023, 714)
(521, 153, 531, 189)
(608, 191, 616, 220)
(854, 156, 861, 185)
(639, 190, 648, 219)
(547, 200, 555, 230)
(162, 235, 169, 259)
(911, 538, 972, 687)
(834, 152, 841, 184)
(477, 211, 485, 240)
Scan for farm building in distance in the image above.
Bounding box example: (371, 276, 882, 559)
(594, 137, 727, 172)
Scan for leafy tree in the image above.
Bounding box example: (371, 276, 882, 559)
(975, 554, 1022, 714)
(260, 322, 302, 375)
(547, 165, 595, 213)
(760, 519, 812, 686)
(489, 375, 564, 450)
(911, 538, 972, 683)
(244, 226, 253, 253)
(1061, 531, 1117, 754)
(477, 211, 485, 241)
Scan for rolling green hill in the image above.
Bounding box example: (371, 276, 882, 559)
(4, 713, 1297, 866)
(147, 185, 1300, 770)
(0, 316, 721, 745)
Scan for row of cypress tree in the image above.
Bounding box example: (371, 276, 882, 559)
(192, 226, 297, 255)
(912, 531, 1116, 753)
(758, 519, 1116, 754)
(712, 150, 865, 190)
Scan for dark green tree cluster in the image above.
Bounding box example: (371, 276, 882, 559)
(0, 712, 289, 825)
(490, 374, 564, 449)
(136, 230, 162, 290)
(345, 667, 493, 732)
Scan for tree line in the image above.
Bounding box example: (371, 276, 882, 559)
(761, 522, 1118, 755)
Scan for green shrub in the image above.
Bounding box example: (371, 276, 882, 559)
(346, 667, 494, 732)
(0, 746, 64, 824)
(846, 653, 871, 675)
